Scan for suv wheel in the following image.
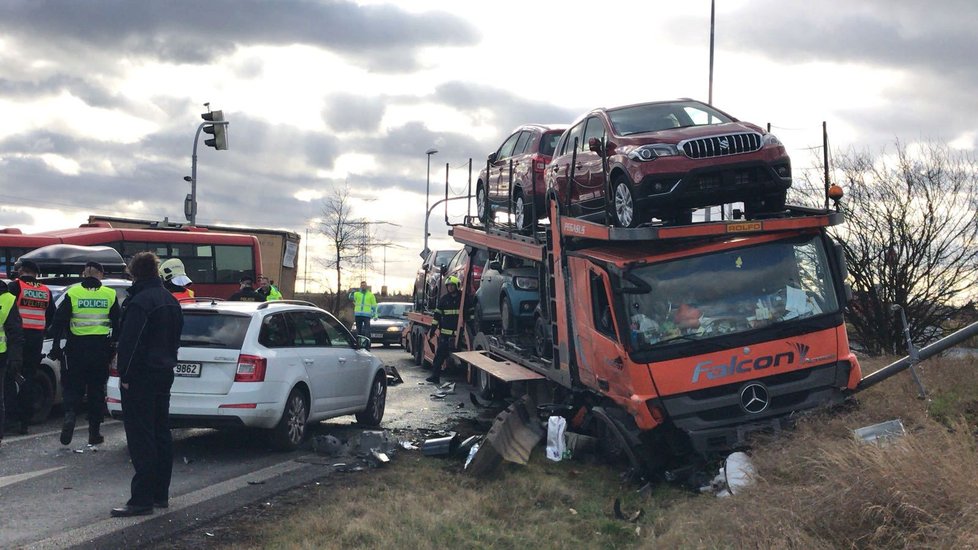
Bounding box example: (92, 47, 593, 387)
(534, 316, 553, 359)
(513, 188, 529, 231)
(501, 296, 515, 335)
(356, 373, 387, 426)
(477, 182, 490, 225)
(612, 176, 641, 228)
(270, 388, 308, 451)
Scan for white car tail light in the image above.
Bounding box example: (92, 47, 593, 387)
(234, 354, 267, 382)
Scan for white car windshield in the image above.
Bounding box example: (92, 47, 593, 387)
(621, 235, 839, 351)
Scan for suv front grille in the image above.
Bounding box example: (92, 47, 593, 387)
(681, 132, 762, 159)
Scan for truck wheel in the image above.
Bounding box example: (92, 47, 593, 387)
(534, 316, 552, 359)
(413, 332, 424, 366)
(477, 182, 490, 225)
(476, 368, 495, 400)
(269, 388, 308, 451)
(355, 373, 387, 426)
(612, 175, 642, 228)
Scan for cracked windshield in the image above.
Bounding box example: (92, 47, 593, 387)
(623, 235, 839, 350)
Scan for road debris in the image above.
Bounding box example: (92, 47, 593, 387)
(430, 392, 448, 399)
(385, 364, 404, 385)
(400, 441, 419, 450)
(613, 498, 644, 522)
(312, 435, 347, 457)
(438, 381, 456, 394)
(421, 432, 459, 456)
(247, 480, 265, 485)
(700, 451, 756, 497)
(854, 419, 906, 445)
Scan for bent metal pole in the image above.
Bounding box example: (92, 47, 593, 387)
(854, 321, 978, 393)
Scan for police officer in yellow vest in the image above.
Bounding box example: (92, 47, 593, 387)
(257, 277, 283, 301)
(0, 280, 25, 446)
(348, 280, 378, 337)
(49, 261, 120, 445)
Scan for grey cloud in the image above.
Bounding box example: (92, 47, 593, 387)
(323, 94, 386, 133)
(433, 82, 578, 133)
(0, 75, 125, 109)
(0, 1, 478, 73)
(0, 209, 34, 227)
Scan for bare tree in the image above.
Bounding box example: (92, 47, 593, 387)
(812, 141, 978, 355)
(318, 185, 371, 312)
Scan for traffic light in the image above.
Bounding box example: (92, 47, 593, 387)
(201, 110, 228, 150)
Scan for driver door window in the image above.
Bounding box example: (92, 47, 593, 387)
(591, 271, 616, 340)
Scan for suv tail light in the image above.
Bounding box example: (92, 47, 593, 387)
(532, 154, 547, 173)
(235, 354, 267, 382)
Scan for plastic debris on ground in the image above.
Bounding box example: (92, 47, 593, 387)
(464, 443, 480, 470)
(546, 416, 568, 462)
(385, 364, 404, 386)
(613, 498, 644, 522)
(421, 432, 459, 456)
(438, 381, 456, 394)
(853, 419, 906, 446)
(699, 451, 756, 497)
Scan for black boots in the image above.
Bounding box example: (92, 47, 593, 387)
(425, 372, 441, 384)
(88, 423, 104, 445)
(60, 412, 76, 445)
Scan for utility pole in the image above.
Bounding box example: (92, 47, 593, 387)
(303, 227, 310, 293)
(708, 0, 715, 105)
(823, 121, 830, 210)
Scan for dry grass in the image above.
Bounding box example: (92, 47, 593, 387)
(201, 356, 978, 550)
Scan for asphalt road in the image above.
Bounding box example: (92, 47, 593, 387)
(0, 347, 477, 549)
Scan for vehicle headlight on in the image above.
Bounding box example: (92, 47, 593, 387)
(762, 133, 783, 147)
(626, 144, 679, 161)
(387, 326, 401, 332)
(513, 276, 539, 290)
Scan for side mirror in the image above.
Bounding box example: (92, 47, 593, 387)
(487, 152, 498, 163)
(588, 137, 604, 156)
(489, 260, 502, 272)
(440, 264, 448, 275)
(358, 335, 371, 349)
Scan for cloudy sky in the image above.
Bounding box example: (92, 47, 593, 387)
(0, 0, 974, 292)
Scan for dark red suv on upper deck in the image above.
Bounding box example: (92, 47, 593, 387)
(477, 124, 568, 230)
(546, 99, 792, 227)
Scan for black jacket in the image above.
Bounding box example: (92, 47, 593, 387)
(229, 287, 265, 302)
(117, 277, 183, 383)
(432, 290, 462, 336)
(51, 277, 121, 349)
(0, 281, 24, 365)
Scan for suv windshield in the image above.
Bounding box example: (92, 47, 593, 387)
(608, 101, 732, 136)
(621, 235, 839, 351)
(181, 313, 251, 349)
(376, 303, 411, 318)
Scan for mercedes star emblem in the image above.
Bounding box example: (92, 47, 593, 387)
(740, 383, 770, 414)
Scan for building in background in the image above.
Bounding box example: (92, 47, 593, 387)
(88, 216, 300, 298)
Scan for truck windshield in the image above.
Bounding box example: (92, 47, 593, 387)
(621, 235, 839, 351)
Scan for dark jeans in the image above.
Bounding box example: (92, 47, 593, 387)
(121, 369, 175, 507)
(62, 337, 112, 424)
(15, 332, 44, 425)
(432, 334, 454, 373)
(354, 316, 371, 337)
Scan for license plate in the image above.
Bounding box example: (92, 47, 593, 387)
(174, 362, 202, 377)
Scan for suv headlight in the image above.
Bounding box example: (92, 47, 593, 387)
(513, 276, 539, 290)
(627, 144, 679, 161)
(762, 133, 783, 147)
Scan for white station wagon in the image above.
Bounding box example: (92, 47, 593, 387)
(107, 300, 387, 450)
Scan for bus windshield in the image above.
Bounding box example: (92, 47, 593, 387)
(621, 235, 839, 351)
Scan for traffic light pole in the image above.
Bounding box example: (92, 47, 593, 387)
(188, 120, 229, 225)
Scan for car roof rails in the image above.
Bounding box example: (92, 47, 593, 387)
(187, 297, 226, 306)
(257, 299, 319, 310)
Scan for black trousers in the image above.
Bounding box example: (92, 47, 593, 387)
(121, 369, 174, 507)
(0, 355, 6, 440)
(432, 334, 454, 372)
(354, 316, 371, 337)
(62, 336, 112, 424)
(15, 331, 44, 425)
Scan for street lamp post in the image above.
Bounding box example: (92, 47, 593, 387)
(424, 148, 438, 250)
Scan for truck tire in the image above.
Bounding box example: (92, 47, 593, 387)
(413, 332, 423, 366)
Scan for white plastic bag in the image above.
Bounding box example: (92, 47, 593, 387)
(546, 416, 567, 462)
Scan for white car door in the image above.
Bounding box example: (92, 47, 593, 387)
(320, 312, 373, 410)
(289, 311, 358, 414)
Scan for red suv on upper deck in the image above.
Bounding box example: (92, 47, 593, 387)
(477, 124, 567, 230)
(547, 99, 791, 227)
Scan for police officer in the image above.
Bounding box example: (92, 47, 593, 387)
(349, 280, 377, 337)
(0, 280, 24, 446)
(228, 276, 265, 302)
(159, 258, 195, 303)
(256, 277, 282, 301)
(425, 275, 462, 385)
(7, 259, 55, 434)
(50, 261, 120, 445)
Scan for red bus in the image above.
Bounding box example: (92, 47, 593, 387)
(0, 223, 262, 299)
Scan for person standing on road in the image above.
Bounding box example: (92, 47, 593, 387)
(425, 275, 462, 385)
(349, 280, 377, 337)
(111, 252, 183, 518)
(256, 276, 282, 301)
(0, 280, 24, 447)
(7, 260, 55, 435)
(228, 276, 265, 302)
(159, 258, 195, 303)
(50, 261, 120, 445)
